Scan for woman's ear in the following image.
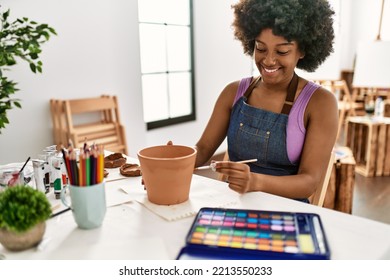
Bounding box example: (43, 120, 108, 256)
(298, 49, 305, 59)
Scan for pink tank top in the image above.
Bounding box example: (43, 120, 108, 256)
(234, 77, 319, 163)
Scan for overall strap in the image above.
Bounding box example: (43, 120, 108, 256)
(243, 76, 261, 98)
(281, 72, 299, 115)
(243, 73, 299, 115)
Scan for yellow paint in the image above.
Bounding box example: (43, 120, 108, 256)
(298, 234, 315, 253)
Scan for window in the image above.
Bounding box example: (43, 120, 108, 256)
(138, 0, 195, 130)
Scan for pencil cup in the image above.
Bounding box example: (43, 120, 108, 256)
(60, 182, 106, 229)
(137, 145, 197, 205)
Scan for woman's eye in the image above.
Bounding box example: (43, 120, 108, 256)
(277, 50, 289, 55)
(256, 48, 266, 52)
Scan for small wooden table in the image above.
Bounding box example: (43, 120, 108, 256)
(345, 116, 390, 177)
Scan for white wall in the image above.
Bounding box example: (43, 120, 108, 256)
(0, 0, 146, 163)
(0, 0, 388, 164)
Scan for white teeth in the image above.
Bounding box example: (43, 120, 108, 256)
(264, 68, 278, 73)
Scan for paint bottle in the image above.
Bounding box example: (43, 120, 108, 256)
(375, 96, 384, 117)
(60, 151, 68, 187)
(43, 148, 56, 189)
(38, 154, 51, 194)
(32, 159, 46, 193)
(52, 156, 63, 199)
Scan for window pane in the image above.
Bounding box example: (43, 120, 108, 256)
(142, 74, 169, 122)
(138, 0, 194, 129)
(138, 0, 190, 25)
(139, 23, 167, 73)
(167, 26, 191, 71)
(169, 72, 192, 118)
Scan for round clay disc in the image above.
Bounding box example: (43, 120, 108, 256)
(120, 164, 142, 177)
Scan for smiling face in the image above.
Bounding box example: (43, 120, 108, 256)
(254, 29, 304, 85)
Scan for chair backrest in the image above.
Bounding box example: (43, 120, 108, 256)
(217, 150, 335, 207)
(313, 79, 363, 141)
(50, 98, 68, 147)
(50, 95, 128, 154)
(309, 151, 335, 207)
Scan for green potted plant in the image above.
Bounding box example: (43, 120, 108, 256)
(0, 6, 56, 133)
(0, 185, 52, 251)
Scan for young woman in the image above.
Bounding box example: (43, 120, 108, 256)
(194, 0, 338, 202)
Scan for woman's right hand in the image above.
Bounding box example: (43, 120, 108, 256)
(213, 161, 254, 194)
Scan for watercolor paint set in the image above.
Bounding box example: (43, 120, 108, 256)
(177, 207, 331, 260)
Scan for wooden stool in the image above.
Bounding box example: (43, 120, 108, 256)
(323, 146, 356, 214)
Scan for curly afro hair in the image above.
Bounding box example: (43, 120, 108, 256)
(232, 0, 335, 72)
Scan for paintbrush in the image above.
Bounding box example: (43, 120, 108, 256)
(194, 158, 257, 171)
(50, 207, 71, 219)
(18, 156, 31, 175)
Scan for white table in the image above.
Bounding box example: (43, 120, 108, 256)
(1, 173, 389, 260)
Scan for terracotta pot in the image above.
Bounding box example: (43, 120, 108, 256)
(138, 145, 197, 205)
(0, 222, 46, 251)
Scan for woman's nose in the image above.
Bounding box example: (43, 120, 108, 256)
(263, 53, 276, 66)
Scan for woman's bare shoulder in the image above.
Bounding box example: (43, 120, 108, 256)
(217, 79, 242, 105)
(305, 82, 338, 122)
(311, 84, 338, 107)
(222, 79, 241, 94)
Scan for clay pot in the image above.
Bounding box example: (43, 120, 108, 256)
(138, 145, 197, 205)
(0, 222, 46, 251)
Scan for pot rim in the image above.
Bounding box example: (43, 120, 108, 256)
(137, 145, 197, 161)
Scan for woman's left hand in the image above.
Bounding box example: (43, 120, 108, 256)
(213, 161, 253, 193)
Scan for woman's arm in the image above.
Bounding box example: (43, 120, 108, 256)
(194, 81, 239, 167)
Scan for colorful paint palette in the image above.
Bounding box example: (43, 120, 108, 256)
(177, 207, 330, 260)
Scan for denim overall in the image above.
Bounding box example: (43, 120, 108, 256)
(227, 85, 308, 202)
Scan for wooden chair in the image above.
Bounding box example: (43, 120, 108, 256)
(313, 80, 364, 141)
(50, 95, 128, 154)
(309, 151, 335, 207)
(50, 98, 68, 147)
(216, 150, 335, 207)
(384, 99, 390, 117)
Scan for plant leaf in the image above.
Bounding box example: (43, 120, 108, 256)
(29, 63, 36, 73)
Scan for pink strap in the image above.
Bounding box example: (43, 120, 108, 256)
(233, 77, 252, 106)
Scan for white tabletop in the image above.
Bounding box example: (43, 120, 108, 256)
(1, 173, 389, 260)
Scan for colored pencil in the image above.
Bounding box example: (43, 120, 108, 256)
(71, 152, 79, 186)
(97, 147, 104, 183)
(62, 149, 72, 185)
(85, 153, 90, 186)
(79, 152, 85, 186)
(90, 152, 97, 185)
(61, 142, 104, 186)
